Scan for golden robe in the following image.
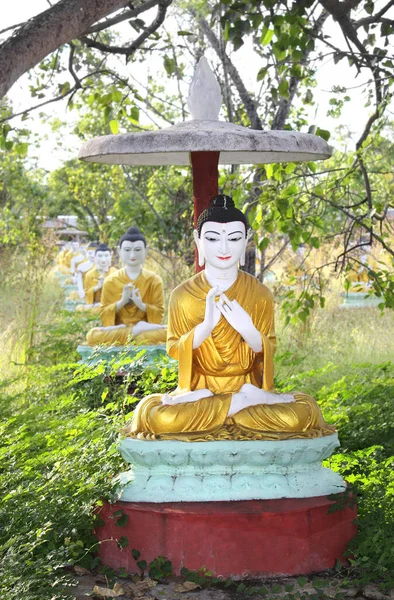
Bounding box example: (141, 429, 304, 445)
(127, 271, 334, 441)
(86, 267, 167, 346)
(75, 266, 117, 312)
(84, 266, 117, 305)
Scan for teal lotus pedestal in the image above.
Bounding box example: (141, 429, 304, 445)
(116, 434, 345, 502)
(340, 291, 381, 308)
(64, 299, 81, 312)
(77, 343, 169, 366)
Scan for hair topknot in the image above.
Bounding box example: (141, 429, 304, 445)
(95, 243, 111, 254)
(87, 241, 99, 249)
(196, 194, 249, 237)
(119, 226, 147, 248)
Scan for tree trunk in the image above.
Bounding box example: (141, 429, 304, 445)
(0, 0, 131, 99)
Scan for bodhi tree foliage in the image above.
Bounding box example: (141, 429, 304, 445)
(0, 0, 393, 314)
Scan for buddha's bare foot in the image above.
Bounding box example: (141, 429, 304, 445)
(162, 388, 213, 406)
(228, 384, 294, 416)
(132, 321, 166, 337)
(241, 383, 294, 404)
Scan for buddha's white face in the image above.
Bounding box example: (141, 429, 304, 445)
(196, 221, 247, 269)
(119, 240, 146, 267)
(86, 249, 96, 262)
(95, 250, 111, 271)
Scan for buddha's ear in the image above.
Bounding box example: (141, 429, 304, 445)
(193, 229, 205, 267)
(239, 230, 250, 267)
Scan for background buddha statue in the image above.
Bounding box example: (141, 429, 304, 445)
(55, 242, 75, 274)
(124, 195, 334, 442)
(85, 227, 167, 346)
(76, 242, 99, 299)
(76, 243, 117, 313)
(346, 249, 374, 293)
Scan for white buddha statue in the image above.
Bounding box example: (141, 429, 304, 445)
(123, 196, 334, 441)
(86, 227, 167, 346)
(76, 243, 117, 313)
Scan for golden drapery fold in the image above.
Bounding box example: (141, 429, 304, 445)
(84, 266, 117, 305)
(125, 271, 335, 441)
(86, 267, 167, 346)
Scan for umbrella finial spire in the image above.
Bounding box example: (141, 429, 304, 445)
(188, 57, 222, 120)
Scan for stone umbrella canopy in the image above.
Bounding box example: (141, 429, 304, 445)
(79, 57, 331, 265)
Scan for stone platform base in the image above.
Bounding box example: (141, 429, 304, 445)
(95, 495, 357, 577)
(339, 291, 381, 308)
(64, 299, 81, 312)
(117, 435, 345, 502)
(77, 343, 169, 366)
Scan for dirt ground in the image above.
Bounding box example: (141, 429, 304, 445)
(68, 569, 394, 600)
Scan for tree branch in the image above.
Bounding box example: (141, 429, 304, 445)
(0, 0, 132, 99)
(80, 0, 172, 58)
(356, 0, 394, 28)
(85, 0, 160, 34)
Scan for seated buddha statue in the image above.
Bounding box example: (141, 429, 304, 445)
(86, 227, 167, 346)
(76, 243, 117, 313)
(346, 250, 373, 293)
(123, 195, 334, 442)
(76, 242, 99, 299)
(55, 243, 74, 275)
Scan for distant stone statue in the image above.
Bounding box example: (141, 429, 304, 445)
(76, 242, 99, 299)
(123, 196, 334, 441)
(86, 227, 167, 346)
(76, 243, 116, 313)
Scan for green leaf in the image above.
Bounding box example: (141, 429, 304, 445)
(265, 164, 274, 179)
(257, 67, 268, 82)
(177, 30, 194, 36)
(315, 127, 331, 141)
(112, 90, 123, 103)
(118, 536, 129, 549)
(258, 237, 270, 252)
(278, 79, 289, 98)
(15, 142, 29, 157)
(261, 28, 274, 45)
(137, 559, 147, 570)
(115, 513, 128, 527)
(232, 36, 244, 51)
(129, 106, 139, 122)
(163, 55, 175, 76)
(109, 120, 119, 135)
(132, 548, 140, 560)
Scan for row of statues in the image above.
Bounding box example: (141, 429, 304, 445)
(54, 195, 335, 443)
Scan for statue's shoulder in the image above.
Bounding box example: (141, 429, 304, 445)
(104, 267, 125, 285)
(171, 272, 204, 299)
(239, 271, 274, 302)
(141, 268, 164, 284)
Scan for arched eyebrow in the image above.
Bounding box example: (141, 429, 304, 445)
(204, 230, 221, 235)
(228, 230, 245, 236)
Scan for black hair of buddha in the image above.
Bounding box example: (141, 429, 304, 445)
(87, 241, 99, 248)
(95, 243, 111, 254)
(119, 226, 147, 248)
(196, 195, 249, 237)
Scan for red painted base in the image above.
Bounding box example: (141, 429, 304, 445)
(95, 496, 357, 577)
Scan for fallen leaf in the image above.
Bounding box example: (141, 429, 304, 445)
(113, 583, 126, 595)
(174, 581, 201, 593)
(121, 577, 158, 598)
(73, 564, 91, 576)
(92, 584, 125, 597)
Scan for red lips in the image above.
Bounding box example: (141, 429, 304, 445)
(217, 256, 231, 260)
